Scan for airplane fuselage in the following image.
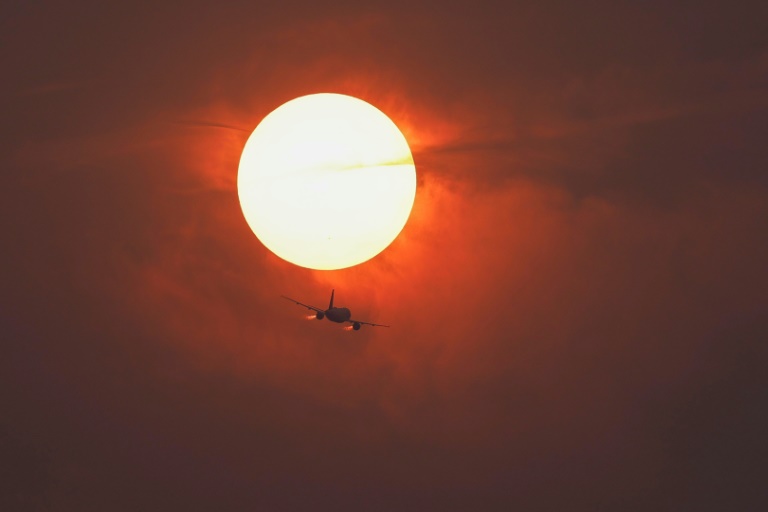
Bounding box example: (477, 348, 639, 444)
(324, 307, 351, 323)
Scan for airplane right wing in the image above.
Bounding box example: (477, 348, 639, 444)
(349, 319, 390, 328)
(281, 295, 324, 313)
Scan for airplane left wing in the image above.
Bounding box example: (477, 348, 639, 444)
(281, 295, 324, 313)
(349, 319, 390, 328)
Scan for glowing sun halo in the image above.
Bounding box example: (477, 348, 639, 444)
(238, 93, 416, 270)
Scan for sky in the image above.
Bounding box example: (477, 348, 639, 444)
(2, 0, 768, 510)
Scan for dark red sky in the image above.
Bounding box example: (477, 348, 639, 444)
(2, 1, 768, 510)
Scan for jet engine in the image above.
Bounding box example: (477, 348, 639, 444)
(316, 311, 325, 320)
(353, 322, 361, 330)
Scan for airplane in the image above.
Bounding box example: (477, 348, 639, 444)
(281, 289, 389, 330)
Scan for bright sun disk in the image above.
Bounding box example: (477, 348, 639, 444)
(238, 93, 416, 270)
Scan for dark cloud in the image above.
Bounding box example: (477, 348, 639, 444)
(2, 0, 768, 510)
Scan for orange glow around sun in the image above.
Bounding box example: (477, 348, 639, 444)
(238, 93, 416, 270)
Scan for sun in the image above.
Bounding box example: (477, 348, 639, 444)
(238, 93, 416, 270)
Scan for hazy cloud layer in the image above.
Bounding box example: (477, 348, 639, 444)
(3, 1, 767, 510)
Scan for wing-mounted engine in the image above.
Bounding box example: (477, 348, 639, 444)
(353, 322, 361, 330)
(316, 311, 325, 320)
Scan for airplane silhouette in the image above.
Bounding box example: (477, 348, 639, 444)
(282, 290, 389, 330)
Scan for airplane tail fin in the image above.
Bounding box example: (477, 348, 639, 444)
(329, 289, 335, 309)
